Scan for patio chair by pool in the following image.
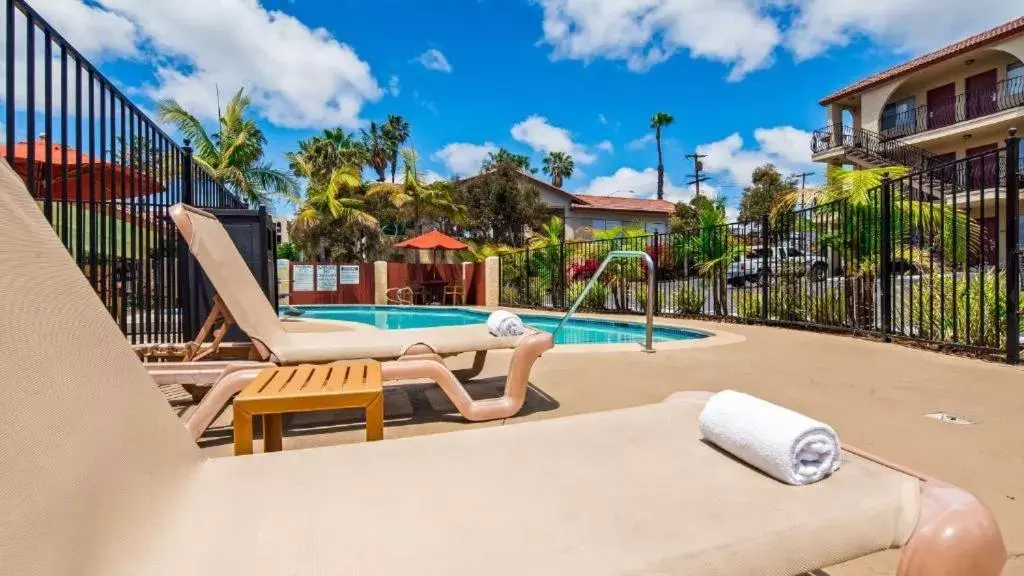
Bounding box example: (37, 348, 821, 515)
(0, 163, 1006, 575)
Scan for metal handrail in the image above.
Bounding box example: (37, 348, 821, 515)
(552, 250, 656, 352)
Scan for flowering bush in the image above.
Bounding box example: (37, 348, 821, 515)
(569, 258, 600, 281)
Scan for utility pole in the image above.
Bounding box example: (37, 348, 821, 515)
(685, 152, 708, 196)
(791, 171, 814, 208)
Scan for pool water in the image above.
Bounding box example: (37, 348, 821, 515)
(287, 305, 707, 346)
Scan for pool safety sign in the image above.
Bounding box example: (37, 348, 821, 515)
(316, 265, 338, 291)
(292, 265, 314, 292)
(338, 265, 360, 285)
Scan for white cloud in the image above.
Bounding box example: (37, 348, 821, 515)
(32, 0, 139, 59)
(575, 167, 693, 203)
(536, 0, 1021, 80)
(696, 126, 815, 187)
(421, 170, 445, 184)
(786, 1, 1022, 61)
(388, 75, 401, 97)
(510, 115, 597, 164)
(432, 142, 498, 176)
(597, 113, 608, 125)
(596, 140, 614, 153)
(415, 48, 453, 73)
(626, 133, 655, 150)
(536, 0, 781, 80)
(89, 0, 381, 129)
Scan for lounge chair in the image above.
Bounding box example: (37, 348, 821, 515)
(0, 165, 1006, 575)
(166, 203, 552, 426)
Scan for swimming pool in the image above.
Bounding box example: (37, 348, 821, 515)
(286, 305, 707, 346)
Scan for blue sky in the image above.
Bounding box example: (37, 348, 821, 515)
(12, 0, 1024, 217)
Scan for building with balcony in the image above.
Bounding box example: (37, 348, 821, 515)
(813, 17, 1023, 170)
(811, 16, 1024, 265)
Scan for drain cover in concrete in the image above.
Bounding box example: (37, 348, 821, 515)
(923, 412, 976, 425)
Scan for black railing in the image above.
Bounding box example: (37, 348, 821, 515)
(3, 0, 249, 344)
(811, 123, 937, 173)
(502, 138, 1022, 362)
(880, 77, 1024, 139)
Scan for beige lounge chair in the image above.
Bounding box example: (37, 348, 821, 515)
(165, 203, 552, 427)
(0, 166, 1007, 575)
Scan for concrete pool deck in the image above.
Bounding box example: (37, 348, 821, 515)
(187, 312, 1024, 575)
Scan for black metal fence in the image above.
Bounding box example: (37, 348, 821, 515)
(501, 138, 1023, 362)
(3, 0, 249, 344)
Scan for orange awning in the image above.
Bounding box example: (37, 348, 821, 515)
(394, 229, 468, 250)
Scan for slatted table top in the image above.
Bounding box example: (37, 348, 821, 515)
(235, 361, 383, 415)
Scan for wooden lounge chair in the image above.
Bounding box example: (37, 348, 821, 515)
(0, 160, 1006, 575)
(166, 203, 552, 425)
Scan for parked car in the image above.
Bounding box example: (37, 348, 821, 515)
(726, 245, 829, 286)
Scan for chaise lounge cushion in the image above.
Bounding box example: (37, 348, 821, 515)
(107, 399, 919, 576)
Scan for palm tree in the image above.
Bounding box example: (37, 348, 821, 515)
(650, 112, 674, 200)
(541, 151, 575, 188)
(361, 121, 390, 182)
(772, 164, 977, 327)
(482, 148, 534, 173)
(287, 128, 366, 191)
(693, 197, 743, 316)
(367, 148, 465, 235)
(156, 87, 296, 205)
(382, 115, 410, 183)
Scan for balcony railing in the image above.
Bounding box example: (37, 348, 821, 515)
(811, 124, 937, 172)
(879, 76, 1024, 139)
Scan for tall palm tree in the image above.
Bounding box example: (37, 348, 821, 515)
(650, 112, 674, 200)
(361, 122, 390, 182)
(382, 115, 410, 183)
(541, 151, 575, 188)
(288, 151, 377, 259)
(367, 148, 465, 234)
(156, 87, 296, 205)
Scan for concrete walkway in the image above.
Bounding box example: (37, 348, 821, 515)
(195, 314, 1024, 575)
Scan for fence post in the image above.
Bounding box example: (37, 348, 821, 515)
(1004, 128, 1020, 364)
(524, 244, 530, 305)
(880, 172, 893, 342)
(652, 234, 661, 315)
(560, 240, 567, 309)
(178, 139, 195, 340)
(760, 215, 769, 322)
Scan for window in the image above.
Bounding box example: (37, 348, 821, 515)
(1008, 62, 1024, 98)
(274, 221, 283, 244)
(645, 222, 666, 234)
(881, 96, 916, 134)
(591, 219, 606, 231)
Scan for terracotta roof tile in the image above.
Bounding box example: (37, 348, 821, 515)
(571, 195, 676, 214)
(820, 16, 1024, 105)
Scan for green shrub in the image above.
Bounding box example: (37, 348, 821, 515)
(502, 277, 548, 307)
(633, 283, 666, 312)
(735, 294, 762, 319)
(276, 241, 300, 261)
(768, 283, 808, 322)
(566, 280, 609, 310)
(916, 271, 1024, 347)
(672, 285, 705, 315)
(807, 287, 846, 326)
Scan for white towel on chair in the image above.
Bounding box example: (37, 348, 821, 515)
(487, 311, 525, 337)
(698, 390, 842, 485)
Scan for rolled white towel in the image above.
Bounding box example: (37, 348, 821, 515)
(486, 310, 525, 337)
(698, 390, 842, 485)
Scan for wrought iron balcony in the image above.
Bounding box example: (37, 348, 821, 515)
(878, 76, 1024, 139)
(810, 124, 936, 172)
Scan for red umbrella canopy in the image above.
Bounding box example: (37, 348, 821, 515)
(0, 139, 164, 201)
(394, 229, 468, 250)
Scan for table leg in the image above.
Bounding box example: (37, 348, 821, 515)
(233, 405, 254, 456)
(263, 413, 283, 452)
(365, 393, 384, 442)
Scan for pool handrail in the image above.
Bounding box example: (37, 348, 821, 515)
(553, 250, 656, 352)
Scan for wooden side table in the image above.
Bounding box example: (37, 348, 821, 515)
(232, 361, 384, 456)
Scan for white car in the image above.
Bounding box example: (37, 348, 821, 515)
(726, 246, 829, 286)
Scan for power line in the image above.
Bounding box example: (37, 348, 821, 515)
(790, 171, 815, 208)
(685, 152, 709, 196)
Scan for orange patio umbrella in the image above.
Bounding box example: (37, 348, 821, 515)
(394, 229, 469, 250)
(0, 138, 164, 201)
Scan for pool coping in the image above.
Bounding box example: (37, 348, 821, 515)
(284, 305, 745, 354)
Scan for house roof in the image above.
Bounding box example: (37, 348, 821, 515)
(571, 195, 676, 215)
(820, 16, 1024, 106)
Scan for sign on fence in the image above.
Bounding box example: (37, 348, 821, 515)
(293, 265, 314, 292)
(316, 264, 338, 290)
(339, 265, 360, 285)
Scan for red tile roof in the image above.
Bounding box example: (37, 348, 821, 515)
(571, 195, 676, 214)
(820, 16, 1024, 105)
